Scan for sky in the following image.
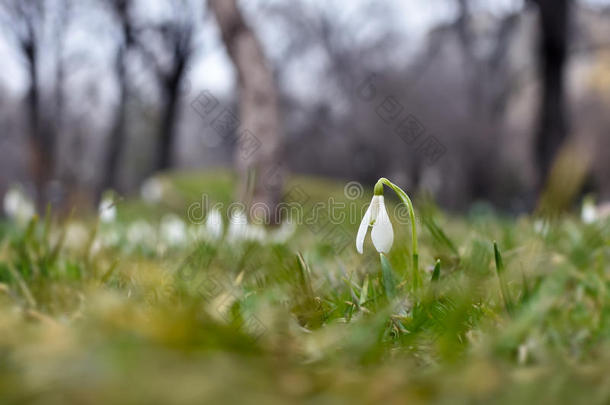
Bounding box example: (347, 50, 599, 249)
(0, 0, 608, 99)
(197, 0, 460, 95)
(0, 0, 458, 97)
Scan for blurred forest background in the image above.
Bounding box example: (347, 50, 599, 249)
(0, 0, 609, 217)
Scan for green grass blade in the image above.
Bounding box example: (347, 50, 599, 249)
(494, 242, 514, 316)
(431, 259, 441, 283)
(380, 253, 396, 300)
(423, 215, 458, 256)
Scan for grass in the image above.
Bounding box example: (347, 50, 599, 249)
(1, 170, 610, 404)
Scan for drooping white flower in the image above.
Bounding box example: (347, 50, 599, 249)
(205, 209, 224, 240)
(356, 195, 394, 254)
(98, 196, 117, 223)
(3, 186, 35, 224)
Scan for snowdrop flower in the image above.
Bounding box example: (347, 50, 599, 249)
(3, 186, 35, 225)
(244, 224, 267, 242)
(98, 196, 117, 223)
(189, 209, 225, 242)
(160, 214, 187, 246)
(356, 186, 394, 254)
(356, 178, 419, 285)
(205, 209, 224, 240)
(227, 209, 248, 242)
(127, 220, 157, 248)
(581, 196, 597, 224)
(226, 209, 268, 242)
(270, 220, 296, 244)
(581, 205, 597, 224)
(140, 177, 164, 204)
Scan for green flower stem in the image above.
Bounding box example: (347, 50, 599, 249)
(376, 177, 420, 288)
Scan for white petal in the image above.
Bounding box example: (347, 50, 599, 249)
(228, 210, 248, 241)
(205, 209, 224, 239)
(160, 214, 187, 246)
(371, 197, 393, 253)
(140, 177, 164, 203)
(98, 197, 117, 223)
(581, 205, 597, 224)
(356, 202, 372, 254)
(370, 195, 381, 225)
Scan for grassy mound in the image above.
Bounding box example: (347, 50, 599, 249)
(1, 170, 609, 404)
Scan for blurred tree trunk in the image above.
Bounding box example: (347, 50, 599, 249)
(101, 46, 128, 196)
(3, 0, 59, 211)
(532, 0, 571, 190)
(156, 56, 188, 172)
(144, 19, 193, 173)
(209, 0, 284, 222)
(101, 0, 133, 197)
(23, 21, 54, 212)
(54, 0, 83, 211)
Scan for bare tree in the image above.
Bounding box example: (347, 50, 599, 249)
(531, 0, 571, 189)
(133, 0, 196, 172)
(100, 0, 134, 196)
(53, 0, 69, 139)
(153, 21, 193, 172)
(210, 0, 284, 222)
(0, 0, 50, 210)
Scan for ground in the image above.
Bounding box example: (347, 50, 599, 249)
(1, 170, 609, 404)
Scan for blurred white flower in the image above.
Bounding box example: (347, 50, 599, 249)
(140, 177, 164, 204)
(205, 209, 224, 240)
(226, 209, 272, 243)
(270, 221, 296, 243)
(581, 204, 597, 224)
(98, 196, 117, 223)
(356, 195, 394, 254)
(245, 224, 267, 242)
(580, 197, 610, 224)
(533, 219, 549, 236)
(581, 196, 598, 224)
(99, 227, 122, 248)
(227, 210, 248, 242)
(160, 214, 187, 247)
(127, 220, 156, 248)
(188, 210, 224, 242)
(3, 186, 35, 225)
